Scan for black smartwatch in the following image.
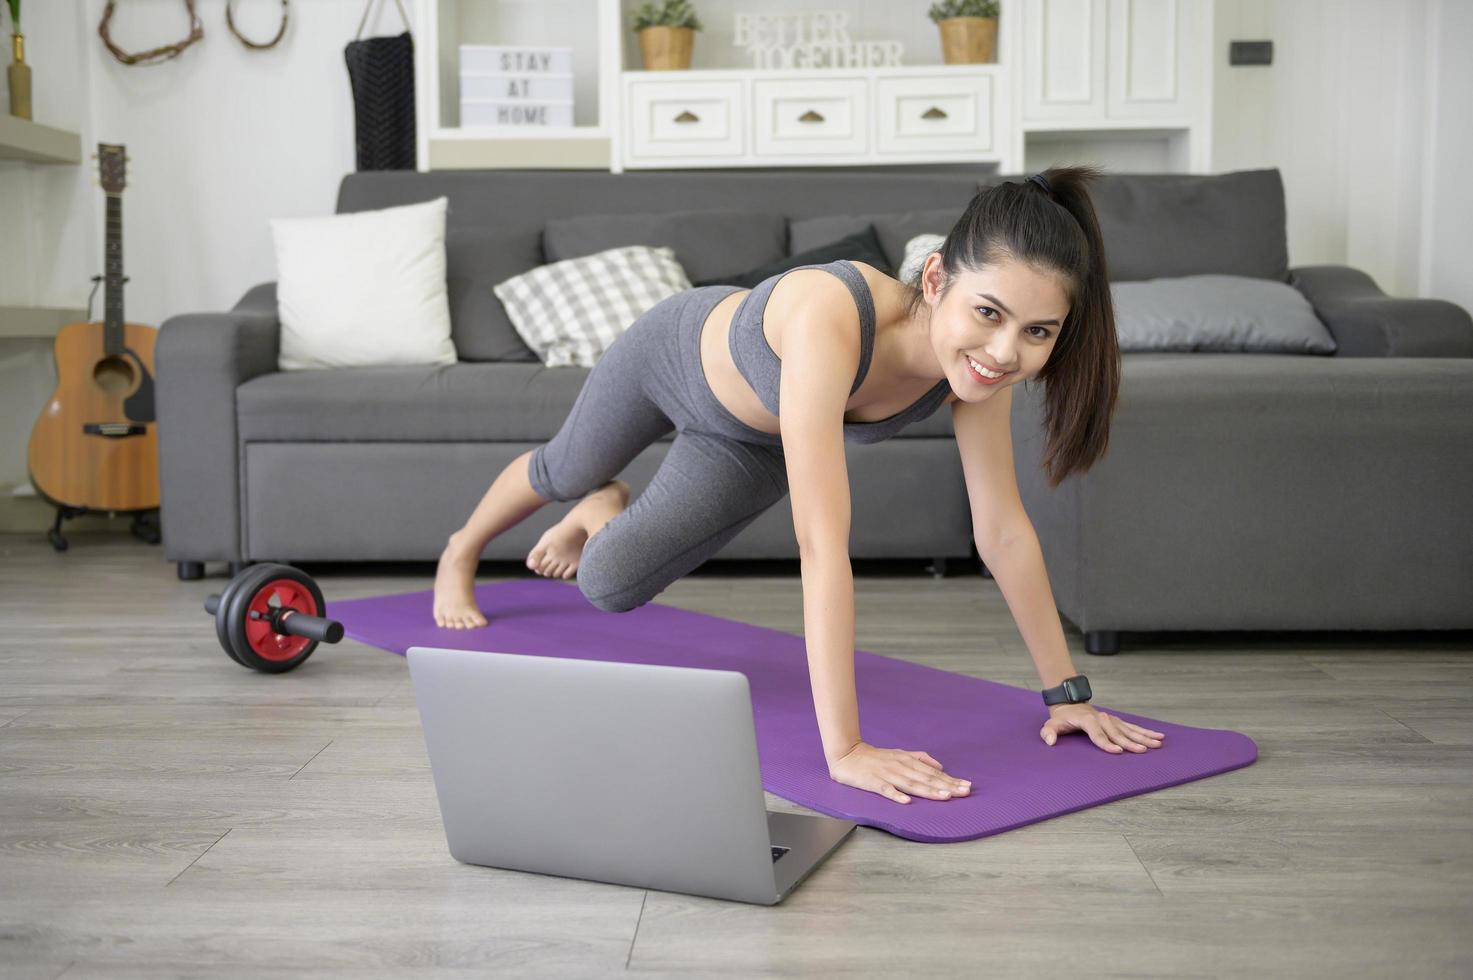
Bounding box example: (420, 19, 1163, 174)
(1041, 674, 1092, 707)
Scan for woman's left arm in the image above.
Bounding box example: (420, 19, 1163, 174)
(951, 390, 1165, 754)
(979, 534, 1163, 753)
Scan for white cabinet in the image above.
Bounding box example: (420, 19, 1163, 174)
(418, 0, 1214, 173)
(1022, 0, 1206, 126)
(626, 78, 743, 161)
(876, 73, 996, 156)
(1022, 0, 1108, 122)
(752, 77, 868, 157)
(619, 67, 1007, 170)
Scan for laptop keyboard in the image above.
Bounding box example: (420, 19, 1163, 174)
(771, 845, 789, 862)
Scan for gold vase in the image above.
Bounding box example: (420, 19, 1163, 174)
(8, 33, 31, 120)
(938, 16, 998, 65)
(638, 26, 693, 71)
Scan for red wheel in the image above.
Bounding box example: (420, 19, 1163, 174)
(221, 564, 326, 673)
(245, 578, 319, 662)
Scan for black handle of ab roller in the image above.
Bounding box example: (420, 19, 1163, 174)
(204, 593, 343, 643)
(276, 610, 345, 643)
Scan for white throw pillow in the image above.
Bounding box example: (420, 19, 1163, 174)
(271, 196, 457, 371)
(493, 245, 692, 368)
(899, 233, 946, 286)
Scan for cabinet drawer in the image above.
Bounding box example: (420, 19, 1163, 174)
(627, 79, 743, 159)
(753, 78, 867, 156)
(876, 75, 994, 154)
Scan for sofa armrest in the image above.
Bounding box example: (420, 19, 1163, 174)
(1289, 265, 1473, 357)
(155, 285, 281, 563)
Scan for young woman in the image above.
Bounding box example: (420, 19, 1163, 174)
(432, 166, 1165, 806)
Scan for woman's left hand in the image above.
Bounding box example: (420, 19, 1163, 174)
(1040, 703, 1165, 753)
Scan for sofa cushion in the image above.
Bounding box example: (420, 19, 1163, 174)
(235, 361, 958, 443)
(543, 208, 787, 284)
(1029, 168, 1289, 283)
(789, 208, 965, 274)
(237, 364, 604, 442)
(445, 227, 542, 362)
(692, 225, 890, 288)
(1112, 274, 1337, 354)
(798, 170, 1289, 286)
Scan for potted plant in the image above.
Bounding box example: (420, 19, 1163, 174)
(632, 0, 703, 72)
(4, 0, 28, 119)
(928, 0, 999, 65)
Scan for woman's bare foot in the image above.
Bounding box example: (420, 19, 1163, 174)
(526, 479, 630, 580)
(433, 531, 489, 629)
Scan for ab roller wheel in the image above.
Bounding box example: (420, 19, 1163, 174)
(204, 563, 345, 673)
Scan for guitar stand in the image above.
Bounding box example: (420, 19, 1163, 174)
(48, 505, 161, 552)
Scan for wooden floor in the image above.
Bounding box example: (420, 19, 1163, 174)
(2, 533, 1470, 979)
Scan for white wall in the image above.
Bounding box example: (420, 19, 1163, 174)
(0, 0, 415, 322)
(1420, 0, 1473, 315)
(1211, 0, 1471, 308)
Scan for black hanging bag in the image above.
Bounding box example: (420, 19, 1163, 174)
(344, 0, 417, 171)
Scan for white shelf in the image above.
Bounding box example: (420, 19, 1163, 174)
(0, 115, 82, 165)
(0, 305, 86, 339)
(415, 0, 1213, 173)
(431, 125, 611, 140)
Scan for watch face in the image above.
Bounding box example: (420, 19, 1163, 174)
(1065, 676, 1092, 701)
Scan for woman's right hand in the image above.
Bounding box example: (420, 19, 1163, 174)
(827, 741, 971, 804)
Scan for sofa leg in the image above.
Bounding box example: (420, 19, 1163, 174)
(228, 561, 249, 578)
(978, 561, 993, 579)
(925, 556, 948, 578)
(1085, 630, 1120, 656)
(177, 561, 204, 581)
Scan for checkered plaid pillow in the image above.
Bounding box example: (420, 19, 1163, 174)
(492, 245, 693, 367)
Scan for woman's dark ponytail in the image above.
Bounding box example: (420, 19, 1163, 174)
(1029, 166, 1120, 488)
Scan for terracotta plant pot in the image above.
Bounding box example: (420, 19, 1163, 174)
(938, 16, 997, 65)
(638, 25, 693, 71)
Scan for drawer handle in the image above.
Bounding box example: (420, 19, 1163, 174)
(921, 106, 948, 120)
(673, 110, 700, 123)
(798, 109, 825, 123)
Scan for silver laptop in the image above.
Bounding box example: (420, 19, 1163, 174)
(406, 645, 856, 906)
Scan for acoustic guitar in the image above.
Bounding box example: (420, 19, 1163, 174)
(27, 143, 160, 549)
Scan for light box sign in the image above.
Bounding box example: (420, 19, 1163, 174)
(459, 45, 574, 128)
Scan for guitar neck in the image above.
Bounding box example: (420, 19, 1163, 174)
(104, 192, 124, 356)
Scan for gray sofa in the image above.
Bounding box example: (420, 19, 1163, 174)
(156, 167, 1473, 654)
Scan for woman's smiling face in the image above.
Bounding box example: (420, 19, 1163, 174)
(918, 251, 1070, 398)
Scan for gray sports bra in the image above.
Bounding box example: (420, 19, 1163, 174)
(727, 259, 951, 445)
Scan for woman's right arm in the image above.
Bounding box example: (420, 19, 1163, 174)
(776, 276, 970, 803)
(775, 277, 864, 764)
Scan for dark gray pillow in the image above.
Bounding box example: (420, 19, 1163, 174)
(1111, 275, 1337, 354)
(985, 168, 1289, 283)
(445, 227, 542, 362)
(1091, 170, 1289, 283)
(789, 207, 966, 274)
(693, 225, 890, 288)
(544, 208, 787, 284)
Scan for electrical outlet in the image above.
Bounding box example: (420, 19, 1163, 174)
(1229, 40, 1273, 66)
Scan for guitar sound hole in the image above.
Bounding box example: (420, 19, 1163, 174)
(93, 355, 136, 395)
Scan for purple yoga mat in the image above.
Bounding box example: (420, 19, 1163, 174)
(330, 579, 1257, 843)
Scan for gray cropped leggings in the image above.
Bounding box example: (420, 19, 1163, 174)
(527, 285, 791, 613)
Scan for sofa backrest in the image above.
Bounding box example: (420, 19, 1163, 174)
(333, 167, 1288, 361)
